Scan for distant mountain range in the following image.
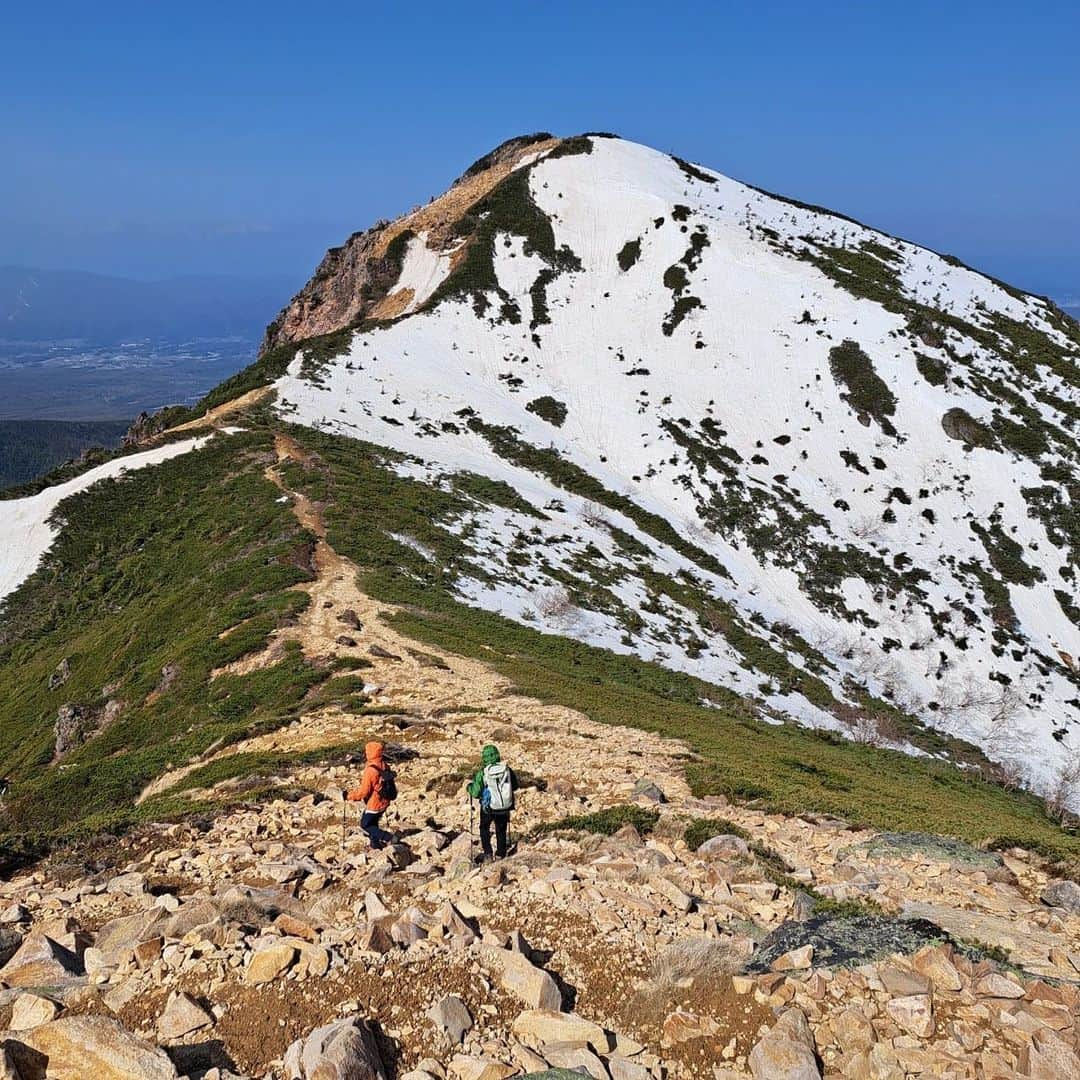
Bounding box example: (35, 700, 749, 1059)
(0, 266, 292, 343)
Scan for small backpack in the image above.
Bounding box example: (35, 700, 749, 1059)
(482, 761, 514, 812)
(376, 765, 398, 802)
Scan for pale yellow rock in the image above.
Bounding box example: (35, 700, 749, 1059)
(885, 993, 934, 1039)
(447, 1056, 516, 1080)
(974, 972, 1025, 999)
(158, 990, 214, 1040)
(10, 992, 60, 1030)
(748, 1007, 820, 1080)
(911, 944, 963, 992)
(771, 944, 814, 971)
(510, 1009, 608, 1051)
(245, 942, 298, 985)
(10, 1016, 178, 1079)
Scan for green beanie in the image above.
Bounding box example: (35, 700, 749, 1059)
(481, 744, 501, 766)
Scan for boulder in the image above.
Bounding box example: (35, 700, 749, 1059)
(511, 1010, 608, 1051)
(480, 945, 562, 1011)
(94, 908, 170, 963)
(157, 991, 214, 1040)
(1041, 879, 1080, 914)
(359, 919, 396, 955)
(974, 972, 1025, 999)
(830, 1009, 876, 1055)
(696, 834, 749, 859)
(245, 942, 298, 985)
(283, 1017, 385, 1080)
(649, 876, 693, 915)
(0, 934, 81, 987)
(885, 994, 934, 1038)
(1, 905, 30, 926)
(607, 1057, 650, 1080)
(10, 994, 60, 1031)
(631, 779, 666, 804)
(540, 1044, 608, 1079)
(748, 1008, 820, 1080)
(771, 945, 814, 972)
(448, 1058, 516, 1080)
(1018, 1027, 1080, 1078)
(425, 995, 472, 1047)
(105, 872, 146, 897)
(9, 1016, 178, 1079)
(911, 944, 963, 992)
(878, 964, 930, 996)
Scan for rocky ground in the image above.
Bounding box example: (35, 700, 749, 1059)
(2, 427, 1079, 1079)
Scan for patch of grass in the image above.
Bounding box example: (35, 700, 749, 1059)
(531, 804, 659, 838)
(150, 738, 368, 799)
(0, 428, 329, 846)
(424, 164, 581, 321)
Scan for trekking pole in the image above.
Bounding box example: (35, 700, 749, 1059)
(469, 795, 475, 863)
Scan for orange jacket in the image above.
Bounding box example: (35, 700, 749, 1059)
(347, 742, 390, 812)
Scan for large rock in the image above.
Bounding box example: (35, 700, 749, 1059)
(748, 1008, 820, 1080)
(448, 1058, 516, 1080)
(885, 994, 934, 1038)
(283, 1017, 385, 1080)
(696, 834, 750, 859)
(10, 994, 60, 1031)
(0, 934, 81, 987)
(540, 1044, 608, 1080)
(1041, 879, 1080, 914)
(245, 942, 297, 985)
(480, 945, 562, 1011)
(8, 1016, 178, 1079)
(426, 995, 472, 1047)
(974, 972, 1025, 999)
(511, 1010, 608, 1051)
(1018, 1027, 1080, 1078)
(94, 908, 171, 963)
(157, 991, 214, 1040)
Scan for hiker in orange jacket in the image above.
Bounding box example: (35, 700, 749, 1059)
(346, 741, 396, 849)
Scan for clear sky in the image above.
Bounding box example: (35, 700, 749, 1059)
(4, 0, 1078, 300)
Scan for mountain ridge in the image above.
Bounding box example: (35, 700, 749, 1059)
(1, 130, 1077, 838)
(258, 133, 1078, 797)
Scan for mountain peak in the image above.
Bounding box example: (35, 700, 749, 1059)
(260, 132, 1078, 796)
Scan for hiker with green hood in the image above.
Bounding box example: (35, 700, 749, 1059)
(466, 744, 518, 860)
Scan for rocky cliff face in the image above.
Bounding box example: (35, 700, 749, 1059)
(259, 134, 560, 354)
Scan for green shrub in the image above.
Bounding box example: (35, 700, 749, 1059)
(526, 396, 568, 427)
(829, 340, 898, 436)
(531, 804, 659, 838)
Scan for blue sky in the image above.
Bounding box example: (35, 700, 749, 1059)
(4, 1, 1078, 299)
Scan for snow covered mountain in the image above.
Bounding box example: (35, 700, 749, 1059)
(1, 133, 1076, 825)
(264, 133, 1078, 795)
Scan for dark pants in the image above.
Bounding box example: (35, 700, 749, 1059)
(480, 809, 510, 858)
(361, 810, 393, 849)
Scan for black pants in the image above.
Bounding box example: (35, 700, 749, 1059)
(361, 810, 393, 849)
(480, 809, 510, 857)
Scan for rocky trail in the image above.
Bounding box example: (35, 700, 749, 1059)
(2, 435, 1080, 1078)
